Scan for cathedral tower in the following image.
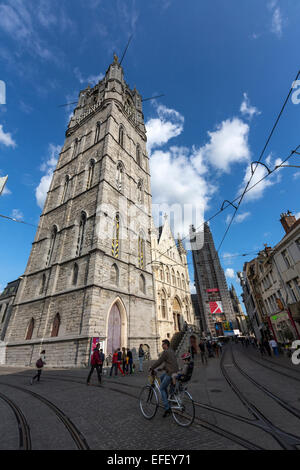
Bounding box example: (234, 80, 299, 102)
(5, 55, 159, 366)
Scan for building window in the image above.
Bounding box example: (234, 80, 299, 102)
(46, 226, 58, 267)
(51, 313, 60, 337)
(25, 318, 34, 340)
(177, 272, 181, 288)
(112, 213, 120, 258)
(87, 159, 95, 189)
(76, 212, 87, 256)
(40, 274, 46, 294)
(136, 145, 141, 166)
(161, 290, 167, 318)
(166, 268, 170, 284)
(137, 180, 143, 204)
(282, 249, 291, 269)
(138, 234, 145, 268)
(94, 121, 101, 143)
(139, 274, 146, 294)
(61, 175, 70, 203)
(116, 161, 124, 192)
(72, 138, 79, 158)
(1, 304, 8, 323)
(119, 125, 124, 147)
(72, 263, 79, 285)
(110, 263, 119, 285)
(172, 269, 175, 285)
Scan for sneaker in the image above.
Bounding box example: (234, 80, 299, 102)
(162, 409, 171, 418)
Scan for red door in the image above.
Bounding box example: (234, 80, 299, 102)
(107, 304, 121, 355)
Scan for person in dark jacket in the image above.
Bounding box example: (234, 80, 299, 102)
(127, 348, 133, 374)
(87, 343, 102, 385)
(30, 350, 46, 385)
(99, 349, 105, 374)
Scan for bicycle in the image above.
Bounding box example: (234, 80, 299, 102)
(139, 370, 195, 426)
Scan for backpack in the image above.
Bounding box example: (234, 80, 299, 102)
(36, 358, 43, 368)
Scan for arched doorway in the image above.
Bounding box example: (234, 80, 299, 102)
(107, 303, 121, 355)
(172, 297, 181, 331)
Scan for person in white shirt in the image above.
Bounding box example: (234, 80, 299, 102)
(269, 338, 279, 356)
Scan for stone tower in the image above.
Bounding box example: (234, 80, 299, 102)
(5, 55, 159, 367)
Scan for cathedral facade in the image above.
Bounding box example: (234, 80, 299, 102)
(151, 216, 195, 343)
(4, 56, 160, 367)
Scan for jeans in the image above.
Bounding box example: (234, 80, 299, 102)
(272, 346, 279, 356)
(139, 356, 144, 371)
(160, 373, 172, 410)
(110, 363, 118, 376)
(87, 364, 102, 383)
(33, 369, 42, 382)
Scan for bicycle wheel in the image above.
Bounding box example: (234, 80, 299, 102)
(171, 390, 195, 426)
(139, 385, 158, 419)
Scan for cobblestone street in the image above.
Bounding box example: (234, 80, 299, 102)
(1, 343, 300, 451)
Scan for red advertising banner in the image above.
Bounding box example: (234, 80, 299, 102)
(209, 301, 224, 314)
(206, 288, 219, 293)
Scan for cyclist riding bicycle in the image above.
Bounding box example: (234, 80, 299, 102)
(149, 339, 178, 418)
(170, 352, 194, 395)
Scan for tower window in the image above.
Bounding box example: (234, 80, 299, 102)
(25, 318, 34, 340)
(51, 313, 60, 337)
(137, 180, 143, 204)
(139, 274, 146, 294)
(119, 125, 124, 147)
(72, 138, 79, 158)
(161, 290, 167, 318)
(87, 159, 95, 190)
(72, 263, 79, 285)
(46, 226, 58, 267)
(136, 145, 141, 166)
(76, 212, 87, 256)
(138, 234, 145, 268)
(116, 161, 124, 192)
(110, 263, 119, 285)
(61, 175, 70, 203)
(112, 213, 120, 259)
(94, 121, 101, 143)
(40, 274, 46, 294)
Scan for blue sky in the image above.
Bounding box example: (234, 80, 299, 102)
(0, 0, 300, 308)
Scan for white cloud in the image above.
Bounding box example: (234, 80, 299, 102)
(271, 7, 283, 37)
(225, 211, 251, 225)
(293, 171, 300, 180)
(0, 124, 16, 147)
(146, 104, 184, 153)
(1, 185, 11, 195)
(225, 268, 235, 279)
(190, 282, 196, 294)
(35, 144, 61, 209)
(74, 67, 104, 86)
(11, 209, 23, 220)
(240, 93, 261, 119)
(295, 212, 300, 220)
(196, 118, 250, 173)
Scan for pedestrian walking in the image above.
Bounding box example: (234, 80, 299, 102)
(269, 338, 279, 356)
(217, 340, 223, 354)
(116, 348, 125, 376)
(199, 340, 208, 364)
(110, 350, 119, 376)
(127, 348, 133, 374)
(121, 347, 127, 373)
(99, 349, 105, 374)
(138, 344, 145, 372)
(87, 343, 102, 385)
(188, 335, 197, 359)
(263, 339, 272, 356)
(258, 341, 265, 356)
(30, 350, 46, 385)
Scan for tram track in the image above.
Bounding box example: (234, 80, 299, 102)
(0, 382, 89, 450)
(0, 390, 31, 450)
(220, 346, 300, 450)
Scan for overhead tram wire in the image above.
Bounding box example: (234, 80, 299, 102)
(215, 69, 300, 255)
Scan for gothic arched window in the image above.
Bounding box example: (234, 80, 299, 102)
(94, 121, 101, 143)
(161, 290, 167, 318)
(181, 274, 185, 290)
(119, 125, 124, 147)
(51, 313, 60, 337)
(110, 263, 119, 285)
(26, 318, 34, 340)
(177, 271, 181, 288)
(138, 234, 145, 268)
(112, 213, 120, 259)
(72, 263, 79, 285)
(116, 161, 124, 192)
(46, 226, 58, 267)
(72, 138, 79, 157)
(166, 267, 170, 284)
(136, 144, 141, 166)
(139, 274, 146, 294)
(76, 212, 87, 256)
(137, 180, 143, 204)
(61, 175, 70, 203)
(40, 274, 46, 294)
(87, 159, 95, 189)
